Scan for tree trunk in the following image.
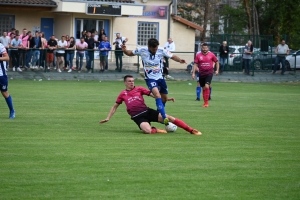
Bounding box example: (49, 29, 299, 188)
(200, 0, 209, 41)
(243, 0, 253, 34)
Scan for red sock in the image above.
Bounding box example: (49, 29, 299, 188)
(151, 127, 157, 134)
(173, 118, 193, 133)
(203, 88, 209, 103)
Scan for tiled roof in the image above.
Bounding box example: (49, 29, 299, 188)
(171, 14, 203, 31)
(0, 0, 57, 7)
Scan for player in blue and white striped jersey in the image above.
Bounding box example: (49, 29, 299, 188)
(122, 38, 186, 125)
(0, 43, 15, 119)
(0, 43, 15, 118)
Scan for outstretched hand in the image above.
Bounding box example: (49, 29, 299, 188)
(121, 44, 127, 51)
(179, 59, 187, 64)
(99, 119, 109, 124)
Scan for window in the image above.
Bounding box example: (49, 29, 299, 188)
(0, 15, 14, 34)
(75, 19, 104, 39)
(137, 22, 159, 46)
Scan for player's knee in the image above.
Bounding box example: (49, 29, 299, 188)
(142, 127, 152, 134)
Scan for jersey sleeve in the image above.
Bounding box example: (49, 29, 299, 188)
(212, 53, 218, 62)
(132, 48, 142, 56)
(115, 92, 124, 104)
(163, 49, 173, 58)
(0, 44, 7, 54)
(139, 87, 151, 96)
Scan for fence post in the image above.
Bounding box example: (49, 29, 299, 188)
(137, 55, 140, 73)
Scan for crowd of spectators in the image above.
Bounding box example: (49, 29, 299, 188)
(0, 27, 115, 73)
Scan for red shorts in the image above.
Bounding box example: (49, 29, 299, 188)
(47, 53, 54, 62)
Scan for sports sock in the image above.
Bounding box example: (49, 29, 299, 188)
(203, 88, 209, 103)
(155, 98, 167, 120)
(5, 95, 14, 112)
(162, 101, 166, 107)
(173, 118, 193, 133)
(196, 86, 201, 99)
(151, 127, 157, 134)
(209, 87, 212, 99)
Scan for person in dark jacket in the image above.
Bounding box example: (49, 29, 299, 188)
(219, 41, 229, 74)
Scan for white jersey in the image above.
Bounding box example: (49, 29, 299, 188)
(0, 43, 7, 76)
(132, 47, 173, 80)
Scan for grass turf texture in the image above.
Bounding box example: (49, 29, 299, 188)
(1, 80, 300, 199)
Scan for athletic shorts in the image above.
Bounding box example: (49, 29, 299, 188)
(0, 76, 8, 92)
(131, 108, 159, 129)
(47, 53, 54, 63)
(145, 79, 168, 94)
(199, 75, 213, 87)
(196, 72, 200, 82)
(56, 53, 64, 57)
(100, 55, 107, 62)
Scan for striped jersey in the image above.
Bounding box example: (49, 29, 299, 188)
(0, 43, 7, 77)
(132, 47, 173, 80)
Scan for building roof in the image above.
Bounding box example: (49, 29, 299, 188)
(171, 14, 203, 31)
(0, 0, 57, 7)
(63, 0, 135, 3)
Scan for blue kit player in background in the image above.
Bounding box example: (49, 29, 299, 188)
(0, 43, 15, 118)
(122, 38, 186, 125)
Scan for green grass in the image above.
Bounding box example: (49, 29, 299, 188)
(1, 80, 300, 199)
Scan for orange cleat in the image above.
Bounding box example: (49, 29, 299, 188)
(156, 128, 167, 134)
(202, 102, 209, 107)
(191, 129, 202, 136)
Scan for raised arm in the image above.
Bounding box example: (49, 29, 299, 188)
(171, 55, 186, 64)
(121, 44, 135, 56)
(99, 103, 120, 124)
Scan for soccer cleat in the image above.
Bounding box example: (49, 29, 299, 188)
(191, 129, 202, 136)
(9, 110, 15, 119)
(163, 118, 169, 125)
(156, 128, 167, 134)
(202, 102, 209, 107)
(195, 98, 200, 101)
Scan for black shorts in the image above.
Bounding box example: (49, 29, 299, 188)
(199, 75, 213, 87)
(56, 53, 64, 57)
(131, 108, 159, 129)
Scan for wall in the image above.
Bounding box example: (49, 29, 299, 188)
(54, 14, 72, 38)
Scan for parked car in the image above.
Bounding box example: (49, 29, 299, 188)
(232, 47, 260, 69)
(285, 50, 300, 70)
(228, 45, 246, 66)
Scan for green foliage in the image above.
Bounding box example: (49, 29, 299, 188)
(220, 5, 248, 34)
(1, 80, 300, 199)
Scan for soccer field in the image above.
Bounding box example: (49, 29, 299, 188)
(1, 80, 300, 199)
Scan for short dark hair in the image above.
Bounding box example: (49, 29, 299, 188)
(124, 75, 133, 82)
(148, 38, 159, 48)
(202, 43, 208, 47)
(80, 37, 85, 40)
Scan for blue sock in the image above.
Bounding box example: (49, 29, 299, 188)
(162, 101, 166, 107)
(5, 95, 14, 112)
(196, 86, 201, 99)
(156, 98, 167, 120)
(210, 87, 212, 98)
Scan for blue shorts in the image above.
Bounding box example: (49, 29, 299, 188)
(145, 79, 168, 94)
(0, 76, 8, 92)
(196, 72, 200, 82)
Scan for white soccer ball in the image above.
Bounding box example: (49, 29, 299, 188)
(165, 122, 177, 132)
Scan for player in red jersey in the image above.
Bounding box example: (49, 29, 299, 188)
(192, 43, 219, 107)
(100, 75, 202, 135)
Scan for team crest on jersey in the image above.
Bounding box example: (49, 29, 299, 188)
(2, 85, 6, 90)
(200, 56, 203, 60)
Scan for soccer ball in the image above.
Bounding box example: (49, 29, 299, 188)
(165, 122, 177, 132)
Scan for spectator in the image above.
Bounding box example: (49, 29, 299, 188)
(46, 35, 57, 70)
(0, 31, 10, 68)
(98, 36, 111, 72)
(113, 33, 128, 72)
(94, 30, 99, 42)
(64, 35, 70, 70)
(243, 40, 253, 75)
(85, 31, 96, 73)
(99, 28, 106, 42)
(219, 41, 229, 74)
(9, 34, 23, 72)
(163, 38, 175, 79)
(19, 28, 29, 68)
(39, 32, 47, 68)
(0, 31, 10, 49)
(66, 37, 76, 72)
(25, 32, 34, 68)
(8, 28, 16, 37)
(273, 39, 290, 75)
(76, 37, 88, 73)
(29, 31, 42, 69)
(56, 36, 67, 72)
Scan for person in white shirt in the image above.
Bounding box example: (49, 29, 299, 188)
(122, 38, 186, 126)
(56, 36, 67, 72)
(273, 39, 290, 75)
(163, 38, 176, 79)
(113, 33, 128, 72)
